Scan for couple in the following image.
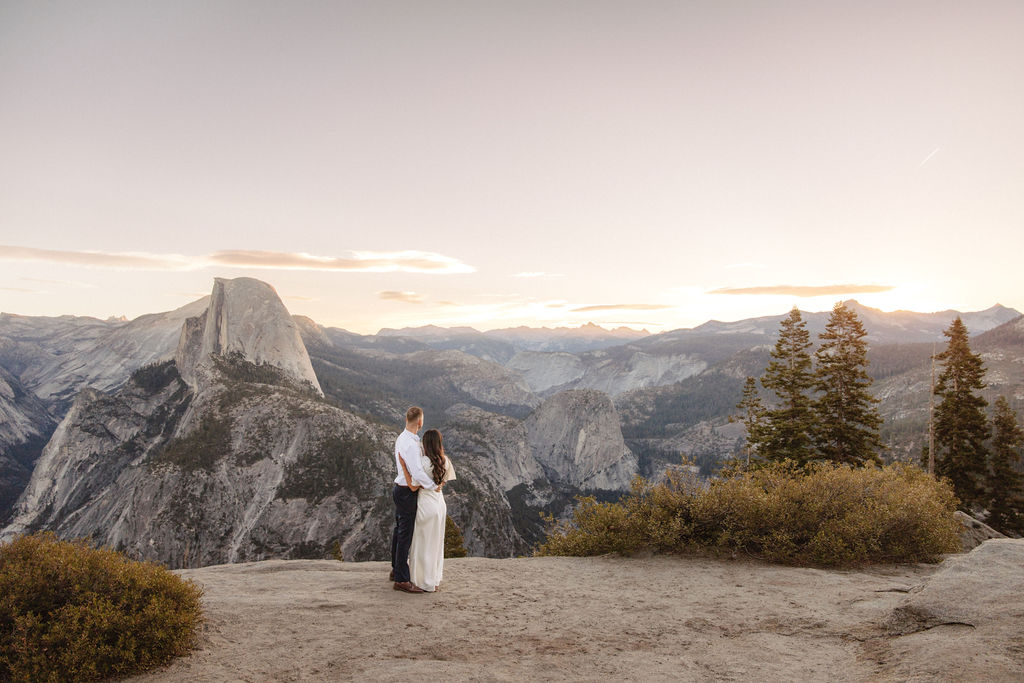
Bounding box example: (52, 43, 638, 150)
(390, 406, 456, 594)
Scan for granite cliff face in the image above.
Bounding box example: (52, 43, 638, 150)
(2, 279, 382, 565)
(524, 390, 638, 490)
(0, 366, 55, 524)
(176, 278, 321, 396)
(0, 300, 209, 520)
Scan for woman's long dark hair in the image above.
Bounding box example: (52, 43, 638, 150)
(421, 429, 446, 486)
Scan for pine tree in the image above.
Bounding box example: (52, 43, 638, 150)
(735, 376, 767, 467)
(760, 307, 816, 465)
(933, 317, 989, 509)
(444, 515, 468, 558)
(813, 302, 883, 465)
(987, 396, 1024, 534)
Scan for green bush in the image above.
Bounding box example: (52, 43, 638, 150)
(444, 516, 468, 558)
(536, 462, 962, 566)
(0, 533, 203, 681)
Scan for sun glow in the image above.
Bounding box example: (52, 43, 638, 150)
(852, 284, 962, 315)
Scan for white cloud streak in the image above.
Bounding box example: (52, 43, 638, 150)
(918, 146, 941, 168)
(378, 290, 424, 304)
(210, 249, 475, 274)
(0, 245, 475, 275)
(0, 245, 192, 270)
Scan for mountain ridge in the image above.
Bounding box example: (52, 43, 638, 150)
(2, 281, 1021, 563)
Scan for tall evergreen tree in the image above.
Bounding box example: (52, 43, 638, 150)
(987, 396, 1024, 534)
(933, 317, 989, 509)
(760, 307, 816, 464)
(735, 376, 767, 467)
(813, 302, 883, 465)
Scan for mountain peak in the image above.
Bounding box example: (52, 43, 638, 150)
(175, 278, 322, 395)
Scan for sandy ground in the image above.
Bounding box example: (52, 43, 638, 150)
(125, 553, 976, 682)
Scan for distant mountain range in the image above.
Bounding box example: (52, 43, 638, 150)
(1, 284, 1021, 563)
(378, 322, 651, 356)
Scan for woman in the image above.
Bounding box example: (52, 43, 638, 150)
(407, 428, 455, 592)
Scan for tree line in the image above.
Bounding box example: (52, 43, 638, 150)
(737, 302, 1024, 536)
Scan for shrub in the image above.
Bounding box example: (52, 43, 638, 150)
(535, 462, 962, 567)
(0, 533, 203, 681)
(444, 516, 468, 558)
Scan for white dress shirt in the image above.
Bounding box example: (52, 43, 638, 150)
(394, 429, 438, 490)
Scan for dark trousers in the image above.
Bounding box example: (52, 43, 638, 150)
(390, 484, 418, 582)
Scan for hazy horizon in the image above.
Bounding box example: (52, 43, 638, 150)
(2, 276, 1016, 337)
(3, 1, 1023, 334)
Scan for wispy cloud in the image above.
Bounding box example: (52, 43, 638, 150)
(0, 245, 475, 275)
(283, 295, 319, 302)
(571, 303, 673, 312)
(709, 284, 894, 297)
(379, 290, 424, 304)
(1, 286, 42, 293)
(0, 245, 191, 270)
(209, 249, 474, 274)
(918, 146, 941, 169)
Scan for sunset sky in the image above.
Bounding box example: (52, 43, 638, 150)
(2, 1, 1022, 334)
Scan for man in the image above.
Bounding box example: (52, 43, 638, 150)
(390, 406, 440, 593)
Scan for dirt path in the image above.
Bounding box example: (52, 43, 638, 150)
(128, 554, 949, 681)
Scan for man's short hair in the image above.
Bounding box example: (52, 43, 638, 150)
(406, 406, 423, 424)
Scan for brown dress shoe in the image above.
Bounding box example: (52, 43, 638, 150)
(393, 581, 425, 593)
(389, 569, 395, 581)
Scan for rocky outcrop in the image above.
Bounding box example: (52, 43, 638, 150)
(0, 360, 396, 566)
(1, 279, 368, 566)
(524, 390, 637, 490)
(954, 510, 1007, 551)
(176, 278, 321, 396)
(880, 539, 1024, 681)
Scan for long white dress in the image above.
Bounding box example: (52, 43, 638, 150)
(408, 454, 454, 592)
